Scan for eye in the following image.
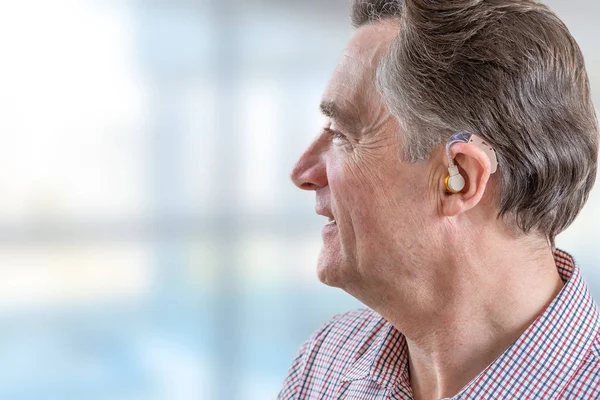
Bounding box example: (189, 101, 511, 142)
(325, 127, 346, 142)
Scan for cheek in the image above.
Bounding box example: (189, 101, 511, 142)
(329, 156, 398, 224)
(327, 138, 426, 215)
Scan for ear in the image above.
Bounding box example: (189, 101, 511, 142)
(441, 142, 492, 217)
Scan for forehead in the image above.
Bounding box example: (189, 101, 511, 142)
(321, 21, 399, 128)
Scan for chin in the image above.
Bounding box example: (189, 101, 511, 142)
(316, 248, 351, 288)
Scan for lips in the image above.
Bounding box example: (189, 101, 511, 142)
(316, 207, 336, 226)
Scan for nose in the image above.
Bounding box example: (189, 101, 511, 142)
(290, 136, 328, 191)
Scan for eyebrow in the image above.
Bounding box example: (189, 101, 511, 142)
(319, 100, 360, 133)
(320, 100, 337, 119)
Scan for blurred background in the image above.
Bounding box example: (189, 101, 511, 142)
(0, 0, 598, 399)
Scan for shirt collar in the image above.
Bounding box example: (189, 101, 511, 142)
(341, 248, 600, 397)
(341, 319, 410, 390)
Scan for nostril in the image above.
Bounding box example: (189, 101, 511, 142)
(299, 182, 318, 191)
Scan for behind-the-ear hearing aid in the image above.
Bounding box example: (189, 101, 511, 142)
(444, 131, 498, 194)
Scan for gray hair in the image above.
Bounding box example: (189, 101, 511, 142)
(351, 0, 599, 245)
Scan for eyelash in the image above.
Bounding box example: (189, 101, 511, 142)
(325, 127, 346, 141)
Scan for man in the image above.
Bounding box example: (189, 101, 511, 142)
(280, 0, 600, 399)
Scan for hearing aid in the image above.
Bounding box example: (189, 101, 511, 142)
(444, 131, 498, 194)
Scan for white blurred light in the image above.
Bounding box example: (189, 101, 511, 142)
(0, 0, 148, 222)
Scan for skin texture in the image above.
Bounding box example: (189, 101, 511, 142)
(290, 21, 566, 400)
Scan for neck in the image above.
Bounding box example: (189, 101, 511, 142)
(359, 235, 565, 400)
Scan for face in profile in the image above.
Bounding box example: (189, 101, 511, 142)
(290, 22, 438, 293)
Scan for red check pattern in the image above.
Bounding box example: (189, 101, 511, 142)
(278, 249, 600, 399)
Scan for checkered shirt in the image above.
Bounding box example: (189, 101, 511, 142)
(278, 249, 600, 399)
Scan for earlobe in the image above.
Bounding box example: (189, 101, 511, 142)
(442, 190, 465, 217)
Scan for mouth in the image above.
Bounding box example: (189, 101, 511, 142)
(325, 217, 337, 226)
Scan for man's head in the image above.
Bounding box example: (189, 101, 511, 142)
(290, 0, 598, 300)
